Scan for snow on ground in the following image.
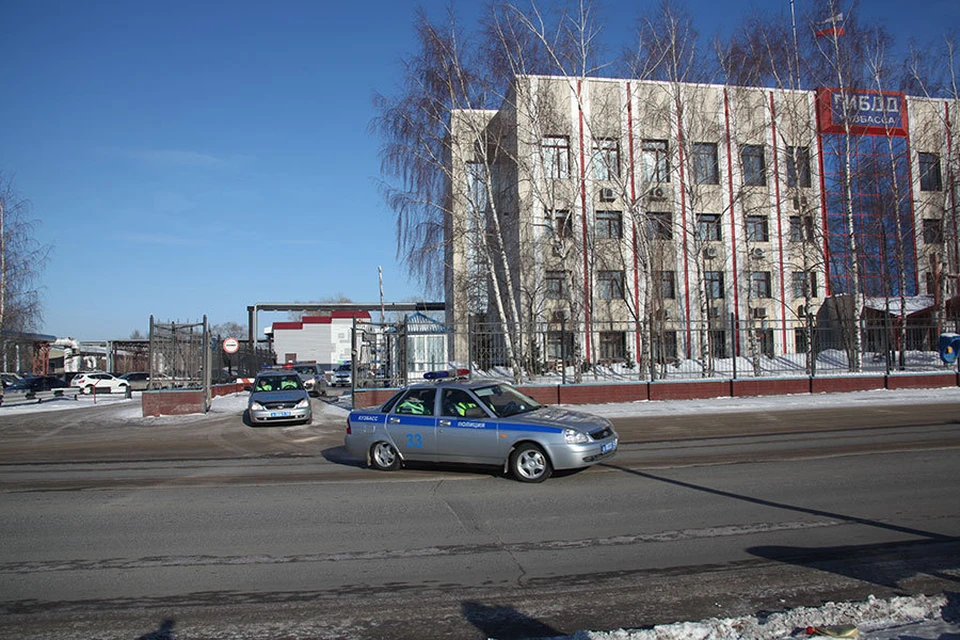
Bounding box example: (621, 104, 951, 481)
(2, 386, 958, 639)
(559, 593, 959, 640)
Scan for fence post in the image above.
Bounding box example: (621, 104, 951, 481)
(730, 313, 737, 380)
(560, 316, 567, 386)
(467, 316, 474, 381)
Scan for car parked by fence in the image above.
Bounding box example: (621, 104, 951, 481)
(70, 372, 130, 395)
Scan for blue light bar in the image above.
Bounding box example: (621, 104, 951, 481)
(423, 369, 470, 380)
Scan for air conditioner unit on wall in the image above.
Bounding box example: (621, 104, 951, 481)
(750, 247, 766, 259)
(792, 195, 809, 210)
(649, 186, 667, 201)
(704, 246, 718, 259)
(707, 306, 721, 319)
(751, 307, 768, 319)
(599, 187, 615, 202)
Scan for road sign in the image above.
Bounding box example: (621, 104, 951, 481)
(222, 337, 240, 354)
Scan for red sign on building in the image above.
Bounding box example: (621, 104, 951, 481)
(817, 87, 908, 137)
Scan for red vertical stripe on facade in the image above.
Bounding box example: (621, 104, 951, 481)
(578, 80, 592, 362)
(723, 89, 742, 355)
(627, 82, 641, 364)
(769, 93, 788, 350)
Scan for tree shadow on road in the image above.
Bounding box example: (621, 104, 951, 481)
(137, 618, 176, 640)
(603, 464, 960, 592)
(461, 601, 562, 640)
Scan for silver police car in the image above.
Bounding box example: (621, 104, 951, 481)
(344, 373, 618, 482)
(247, 370, 312, 425)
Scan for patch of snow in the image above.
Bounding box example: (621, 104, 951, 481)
(555, 593, 958, 640)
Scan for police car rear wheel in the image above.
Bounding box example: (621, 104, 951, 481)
(370, 441, 401, 471)
(510, 443, 552, 483)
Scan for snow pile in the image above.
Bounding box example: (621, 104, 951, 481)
(559, 593, 957, 640)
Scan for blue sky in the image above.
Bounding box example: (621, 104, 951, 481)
(2, 0, 956, 340)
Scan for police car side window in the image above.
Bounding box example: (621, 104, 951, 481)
(441, 389, 482, 418)
(395, 389, 436, 416)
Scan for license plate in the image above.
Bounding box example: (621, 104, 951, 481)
(270, 411, 292, 418)
(601, 441, 616, 454)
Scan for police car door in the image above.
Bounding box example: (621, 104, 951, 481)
(436, 387, 500, 464)
(386, 387, 438, 461)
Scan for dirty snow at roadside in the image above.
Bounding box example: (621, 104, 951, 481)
(552, 593, 959, 640)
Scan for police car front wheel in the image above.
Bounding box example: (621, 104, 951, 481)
(510, 443, 552, 483)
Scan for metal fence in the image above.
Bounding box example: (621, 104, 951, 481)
(354, 316, 960, 386)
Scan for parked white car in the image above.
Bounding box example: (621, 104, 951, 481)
(70, 372, 130, 395)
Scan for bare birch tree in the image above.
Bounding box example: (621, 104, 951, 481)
(0, 173, 50, 354)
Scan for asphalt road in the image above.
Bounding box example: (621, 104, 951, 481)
(1, 396, 958, 639)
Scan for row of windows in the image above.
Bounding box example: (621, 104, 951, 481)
(541, 136, 945, 192)
(550, 209, 945, 246)
(547, 210, 821, 244)
(550, 329, 808, 362)
(546, 269, 819, 300)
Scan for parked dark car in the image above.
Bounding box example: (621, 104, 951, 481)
(6, 375, 68, 392)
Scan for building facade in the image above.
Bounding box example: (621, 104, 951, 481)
(445, 75, 958, 366)
(270, 310, 371, 370)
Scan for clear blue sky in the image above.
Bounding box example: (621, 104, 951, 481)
(2, 0, 956, 340)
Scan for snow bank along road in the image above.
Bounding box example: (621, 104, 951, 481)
(0, 388, 958, 639)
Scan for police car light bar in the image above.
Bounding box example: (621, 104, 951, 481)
(423, 369, 471, 380)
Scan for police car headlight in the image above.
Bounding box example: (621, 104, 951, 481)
(563, 428, 590, 444)
(250, 402, 265, 411)
(295, 398, 310, 409)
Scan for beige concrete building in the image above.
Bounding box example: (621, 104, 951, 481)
(446, 75, 959, 366)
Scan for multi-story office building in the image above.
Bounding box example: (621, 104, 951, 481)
(445, 75, 957, 365)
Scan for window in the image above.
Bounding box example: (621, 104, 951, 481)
(547, 210, 573, 239)
(697, 214, 722, 241)
(705, 271, 725, 299)
(547, 331, 575, 361)
(597, 270, 625, 300)
(546, 270, 566, 299)
(741, 144, 766, 186)
(441, 388, 485, 418)
(786, 146, 811, 188)
(709, 330, 728, 358)
(646, 212, 673, 240)
(653, 330, 678, 363)
(795, 327, 809, 353)
(792, 271, 818, 298)
(593, 138, 620, 180)
(789, 215, 814, 242)
(923, 219, 943, 245)
(596, 210, 623, 239)
(750, 271, 772, 298)
(657, 270, 676, 299)
(395, 388, 436, 416)
(541, 136, 570, 179)
(642, 139, 670, 183)
(758, 329, 775, 358)
(598, 332, 627, 361)
(693, 142, 719, 185)
(919, 152, 942, 192)
(745, 215, 769, 242)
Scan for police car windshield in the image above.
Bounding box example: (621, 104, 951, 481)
(473, 384, 541, 417)
(254, 375, 302, 392)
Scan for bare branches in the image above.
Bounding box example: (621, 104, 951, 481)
(0, 173, 50, 335)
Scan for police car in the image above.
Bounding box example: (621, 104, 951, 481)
(344, 370, 619, 483)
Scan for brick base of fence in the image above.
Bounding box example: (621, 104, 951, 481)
(141, 383, 247, 417)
